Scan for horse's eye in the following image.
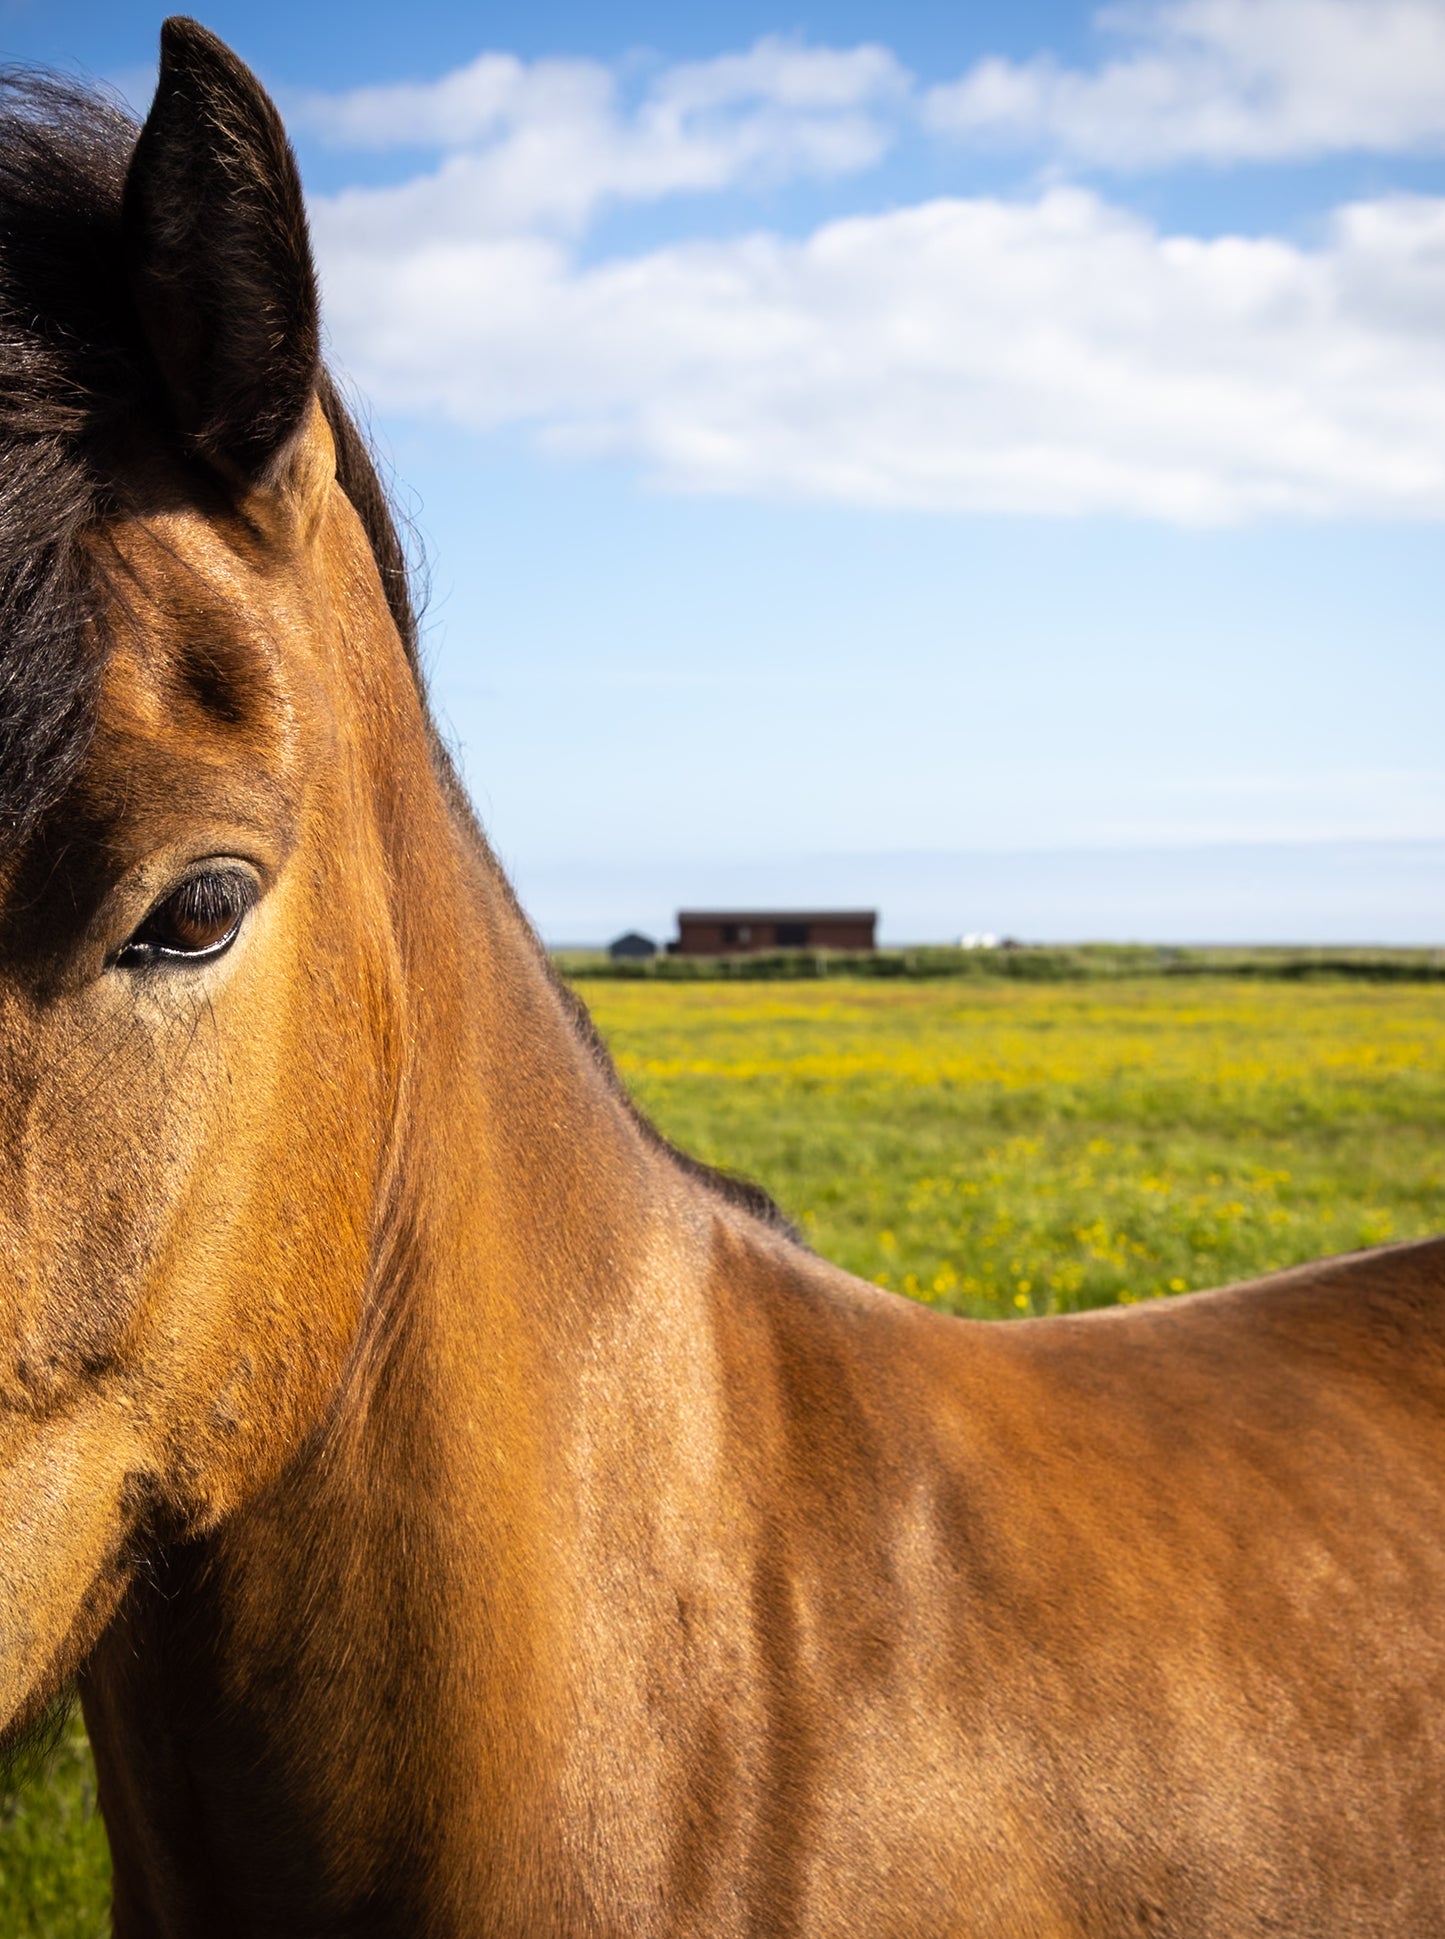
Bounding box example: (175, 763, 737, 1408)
(115, 870, 257, 968)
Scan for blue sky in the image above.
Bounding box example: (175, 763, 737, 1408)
(7, 0, 1445, 942)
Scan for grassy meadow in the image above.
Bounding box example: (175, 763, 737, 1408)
(589, 975, 1445, 1311)
(0, 1712, 107, 1938)
(5, 971, 1443, 1931)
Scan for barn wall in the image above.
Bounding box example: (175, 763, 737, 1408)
(675, 913, 877, 955)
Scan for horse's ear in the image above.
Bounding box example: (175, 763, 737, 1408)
(123, 17, 319, 481)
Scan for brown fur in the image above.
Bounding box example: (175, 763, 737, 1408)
(0, 20, 1441, 1937)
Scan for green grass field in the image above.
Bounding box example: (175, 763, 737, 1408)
(590, 976, 1445, 1312)
(5, 974, 1442, 1929)
(0, 1711, 108, 1938)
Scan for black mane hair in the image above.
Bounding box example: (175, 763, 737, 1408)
(0, 73, 132, 849)
(0, 68, 796, 1241)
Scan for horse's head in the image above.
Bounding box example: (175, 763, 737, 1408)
(0, 21, 429, 1739)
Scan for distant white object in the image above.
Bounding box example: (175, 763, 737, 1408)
(958, 932, 999, 950)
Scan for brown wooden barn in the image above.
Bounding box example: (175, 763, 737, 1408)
(674, 911, 877, 955)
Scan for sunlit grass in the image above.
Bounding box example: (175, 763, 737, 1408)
(0, 1710, 108, 1937)
(585, 977, 1445, 1315)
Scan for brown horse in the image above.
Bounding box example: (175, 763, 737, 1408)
(1, 19, 1442, 1936)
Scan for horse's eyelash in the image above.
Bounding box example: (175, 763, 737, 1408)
(167, 873, 253, 923)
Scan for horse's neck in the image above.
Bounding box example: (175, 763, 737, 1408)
(92, 825, 747, 1930)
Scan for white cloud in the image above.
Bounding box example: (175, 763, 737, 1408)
(315, 182, 1445, 525)
(299, 53, 597, 152)
(925, 0, 1445, 167)
(298, 39, 907, 236)
(300, 25, 1445, 525)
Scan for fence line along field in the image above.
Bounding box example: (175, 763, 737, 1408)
(4, 971, 1443, 1935)
(584, 975, 1445, 1314)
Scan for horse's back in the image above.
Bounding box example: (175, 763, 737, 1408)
(946, 1238, 1445, 1935)
(728, 1235, 1445, 1936)
(981, 1227, 1445, 1457)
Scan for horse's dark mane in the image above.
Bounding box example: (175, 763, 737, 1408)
(0, 73, 133, 849)
(0, 67, 795, 1242)
(551, 975, 801, 1239)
